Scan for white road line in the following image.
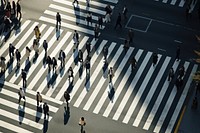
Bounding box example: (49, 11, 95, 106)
(84, 46, 134, 111)
(133, 57, 171, 127)
(73, 41, 112, 108)
(69, 40, 107, 103)
(0, 20, 31, 55)
(162, 0, 168, 3)
(0, 88, 59, 113)
(9, 24, 46, 83)
(102, 0, 118, 4)
(39, 16, 94, 35)
(0, 120, 34, 133)
(78, 0, 115, 8)
(122, 52, 155, 124)
(170, 0, 177, 5)
(0, 109, 43, 130)
(153, 62, 190, 133)
(18, 27, 55, 87)
(92, 45, 125, 114)
(112, 49, 143, 121)
(0, 98, 52, 121)
(143, 60, 179, 130)
(27, 29, 63, 90)
(53, 0, 106, 15)
(0, 80, 63, 105)
(102, 48, 134, 117)
(165, 64, 198, 133)
(38, 32, 72, 96)
(179, 0, 185, 7)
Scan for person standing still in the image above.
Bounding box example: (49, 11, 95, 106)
(114, 13, 122, 29)
(18, 87, 26, 104)
(56, 12, 61, 30)
(43, 102, 49, 120)
(175, 45, 180, 61)
(36, 92, 42, 107)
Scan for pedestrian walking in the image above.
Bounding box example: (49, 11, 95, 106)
(4, 16, 11, 32)
(79, 117, 86, 133)
(64, 91, 70, 106)
(43, 40, 48, 53)
(178, 66, 185, 79)
(36, 92, 42, 107)
(21, 69, 27, 88)
(0, 57, 6, 73)
(86, 0, 90, 7)
(85, 59, 90, 76)
(105, 4, 112, 15)
(175, 45, 180, 61)
(86, 11, 92, 26)
(168, 68, 174, 81)
(108, 67, 114, 83)
(56, 12, 61, 30)
(68, 66, 74, 81)
(59, 50, 66, 68)
(78, 50, 83, 63)
(94, 24, 99, 40)
(122, 5, 128, 19)
(46, 56, 52, 72)
(25, 47, 31, 60)
(43, 102, 49, 120)
(52, 57, 57, 73)
(98, 16, 103, 29)
(130, 57, 137, 71)
(152, 53, 158, 67)
(175, 77, 183, 90)
(128, 29, 134, 44)
(6, 2, 11, 17)
(103, 45, 108, 60)
(15, 49, 21, 66)
(191, 96, 198, 109)
(16, 1, 21, 19)
(9, 43, 15, 59)
(86, 41, 91, 56)
(115, 13, 122, 29)
(34, 26, 41, 40)
(73, 30, 79, 46)
(123, 39, 129, 52)
(18, 87, 26, 104)
(72, 0, 79, 5)
(12, 1, 16, 16)
(33, 39, 39, 56)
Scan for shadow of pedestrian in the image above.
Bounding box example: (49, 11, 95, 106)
(24, 59, 31, 73)
(35, 106, 42, 123)
(33, 53, 39, 64)
(43, 53, 47, 67)
(15, 65, 20, 76)
(18, 102, 25, 125)
(67, 81, 74, 93)
(56, 28, 60, 40)
(79, 64, 83, 79)
(108, 85, 115, 102)
(64, 106, 70, 125)
(73, 49, 78, 65)
(46, 72, 51, 88)
(74, 5, 80, 25)
(43, 119, 49, 133)
(8, 58, 14, 74)
(51, 73, 58, 88)
(59, 66, 65, 77)
(85, 75, 90, 91)
(103, 60, 108, 78)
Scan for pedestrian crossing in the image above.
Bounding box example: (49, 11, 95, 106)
(154, 0, 186, 7)
(0, 80, 63, 133)
(0, 20, 198, 133)
(39, 0, 118, 35)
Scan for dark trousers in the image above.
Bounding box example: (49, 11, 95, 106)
(44, 112, 49, 119)
(109, 75, 113, 83)
(22, 78, 26, 88)
(18, 95, 25, 103)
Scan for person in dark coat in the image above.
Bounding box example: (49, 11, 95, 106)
(108, 67, 114, 83)
(16, 1, 21, 19)
(168, 68, 174, 81)
(176, 77, 183, 90)
(43, 40, 48, 53)
(9, 43, 15, 59)
(85, 59, 90, 76)
(86, 11, 92, 26)
(178, 66, 185, 79)
(52, 57, 57, 73)
(46, 56, 52, 72)
(59, 50, 66, 68)
(98, 16, 103, 29)
(12, 1, 16, 16)
(86, 41, 91, 56)
(94, 24, 99, 40)
(15, 49, 21, 66)
(18, 87, 26, 104)
(114, 13, 122, 29)
(123, 39, 129, 52)
(130, 57, 137, 72)
(21, 69, 27, 88)
(175, 45, 180, 61)
(152, 53, 158, 66)
(103, 45, 108, 60)
(73, 0, 79, 5)
(56, 12, 61, 29)
(43, 102, 49, 120)
(64, 91, 70, 107)
(68, 66, 74, 82)
(78, 50, 83, 63)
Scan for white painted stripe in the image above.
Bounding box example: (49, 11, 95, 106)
(153, 62, 190, 133)
(165, 64, 198, 133)
(69, 40, 108, 103)
(0, 98, 52, 121)
(102, 48, 134, 117)
(73, 40, 111, 108)
(54, 36, 90, 100)
(122, 52, 157, 124)
(133, 57, 171, 127)
(0, 109, 43, 130)
(93, 45, 125, 114)
(143, 60, 179, 130)
(0, 120, 34, 133)
(78, 0, 115, 8)
(53, 0, 106, 15)
(162, 0, 168, 3)
(38, 32, 72, 96)
(84, 46, 136, 112)
(28, 29, 63, 91)
(170, 0, 177, 5)
(18, 27, 55, 88)
(112, 49, 143, 121)
(102, 0, 118, 4)
(0, 20, 31, 55)
(44, 10, 104, 29)
(39, 16, 94, 35)
(0, 80, 63, 105)
(0, 88, 59, 113)
(9, 24, 46, 83)
(179, 0, 185, 7)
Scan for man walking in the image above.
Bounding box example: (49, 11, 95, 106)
(52, 57, 57, 73)
(73, 30, 79, 46)
(108, 67, 114, 84)
(115, 13, 122, 29)
(15, 49, 21, 66)
(130, 57, 137, 71)
(103, 45, 108, 60)
(168, 68, 174, 81)
(59, 50, 66, 68)
(43, 40, 48, 53)
(85, 59, 90, 76)
(79, 117, 86, 133)
(16, 1, 21, 20)
(18, 88, 26, 104)
(56, 12, 61, 30)
(94, 24, 99, 40)
(68, 66, 74, 82)
(9, 43, 15, 59)
(152, 53, 158, 67)
(86, 41, 91, 56)
(64, 91, 70, 107)
(21, 69, 27, 88)
(46, 56, 52, 72)
(78, 50, 83, 63)
(43, 102, 49, 120)
(36, 92, 42, 107)
(128, 29, 134, 44)
(175, 45, 180, 61)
